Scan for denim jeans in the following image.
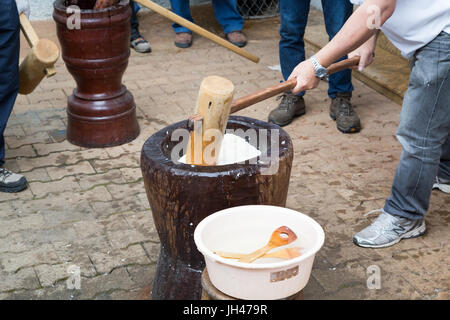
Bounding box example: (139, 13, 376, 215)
(279, 0, 353, 98)
(130, 0, 140, 41)
(169, 0, 243, 34)
(384, 32, 450, 220)
(0, 0, 20, 166)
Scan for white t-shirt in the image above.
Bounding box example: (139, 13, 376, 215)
(350, 0, 450, 58)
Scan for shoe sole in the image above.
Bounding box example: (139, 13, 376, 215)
(330, 112, 361, 134)
(433, 183, 450, 193)
(132, 48, 151, 53)
(0, 177, 28, 193)
(353, 220, 426, 249)
(228, 40, 247, 48)
(174, 42, 192, 48)
(268, 110, 306, 127)
(130, 43, 152, 54)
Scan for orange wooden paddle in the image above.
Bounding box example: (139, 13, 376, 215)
(215, 247, 302, 260)
(237, 226, 298, 263)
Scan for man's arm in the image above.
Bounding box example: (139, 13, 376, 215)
(290, 0, 396, 94)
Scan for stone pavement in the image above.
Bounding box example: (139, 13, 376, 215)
(0, 6, 448, 300)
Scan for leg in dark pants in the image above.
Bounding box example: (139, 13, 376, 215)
(130, 0, 140, 41)
(279, 0, 353, 97)
(278, 0, 311, 96)
(321, 0, 354, 98)
(129, 1, 151, 53)
(438, 137, 450, 182)
(0, 1, 20, 167)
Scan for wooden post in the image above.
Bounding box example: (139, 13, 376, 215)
(186, 76, 235, 166)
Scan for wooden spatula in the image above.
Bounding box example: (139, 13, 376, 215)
(214, 247, 302, 260)
(237, 226, 297, 263)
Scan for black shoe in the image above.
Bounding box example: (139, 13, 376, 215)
(0, 168, 27, 193)
(330, 93, 361, 133)
(268, 93, 306, 127)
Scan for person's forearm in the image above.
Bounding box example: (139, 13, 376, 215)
(315, 0, 395, 67)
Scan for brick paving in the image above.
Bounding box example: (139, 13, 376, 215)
(0, 7, 448, 300)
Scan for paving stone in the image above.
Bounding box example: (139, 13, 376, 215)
(0, 214, 46, 238)
(33, 140, 81, 156)
(17, 149, 110, 172)
(0, 267, 40, 292)
(4, 145, 36, 159)
(77, 169, 125, 191)
(34, 256, 96, 287)
(90, 153, 140, 174)
(76, 268, 137, 300)
(0, 244, 60, 273)
(46, 161, 96, 180)
(29, 176, 81, 198)
(89, 244, 151, 274)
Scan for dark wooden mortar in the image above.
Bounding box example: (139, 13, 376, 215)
(53, 0, 139, 148)
(141, 116, 294, 300)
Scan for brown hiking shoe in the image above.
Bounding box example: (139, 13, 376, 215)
(174, 32, 193, 48)
(226, 31, 247, 48)
(268, 93, 306, 127)
(330, 93, 361, 133)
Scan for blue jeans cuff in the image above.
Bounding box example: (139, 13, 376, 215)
(383, 203, 424, 221)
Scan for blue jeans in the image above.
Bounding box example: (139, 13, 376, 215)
(130, 1, 140, 41)
(0, 0, 20, 166)
(384, 32, 450, 220)
(279, 0, 353, 98)
(170, 0, 243, 34)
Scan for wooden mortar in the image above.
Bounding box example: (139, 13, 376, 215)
(140, 116, 294, 300)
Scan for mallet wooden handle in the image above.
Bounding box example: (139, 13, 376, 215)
(19, 14, 56, 77)
(134, 0, 260, 63)
(230, 56, 360, 113)
(326, 56, 361, 74)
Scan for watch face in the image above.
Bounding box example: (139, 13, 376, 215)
(317, 67, 327, 78)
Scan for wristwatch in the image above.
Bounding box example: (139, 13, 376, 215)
(310, 55, 327, 79)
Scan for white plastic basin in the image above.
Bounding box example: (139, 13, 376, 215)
(194, 205, 325, 300)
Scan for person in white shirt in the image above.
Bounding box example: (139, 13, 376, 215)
(288, 0, 450, 248)
(0, 0, 30, 193)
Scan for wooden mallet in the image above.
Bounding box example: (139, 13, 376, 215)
(19, 14, 60, 95)
(185, 57, 360, 166)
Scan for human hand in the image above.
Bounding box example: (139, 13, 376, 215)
(288, 59, 321, 96)
(348, 37, 377, 71)
(15, 0, 30, 18)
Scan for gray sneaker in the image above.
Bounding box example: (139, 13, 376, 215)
(330, 93, 361, 133)
(268, 93, 306, 127)
(353, 209, 426, 248)
(130, 37, 152, 53)
(433, 177, 450, 193)
(0, 168, 27, 193)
